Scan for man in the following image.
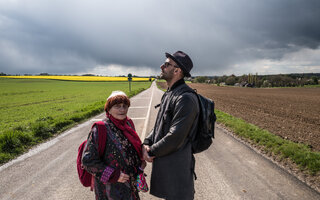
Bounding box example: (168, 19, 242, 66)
(143, 51, 199, 200)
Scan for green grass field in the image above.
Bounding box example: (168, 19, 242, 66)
(0, 78, 152, 163)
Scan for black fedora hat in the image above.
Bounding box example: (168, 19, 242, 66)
(165, 51, 193, 77)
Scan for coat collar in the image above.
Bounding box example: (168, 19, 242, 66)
(167, 78, 185, 92)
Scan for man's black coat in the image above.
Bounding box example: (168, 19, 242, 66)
(144, 79, 199, 199)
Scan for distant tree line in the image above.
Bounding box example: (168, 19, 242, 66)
(192, 73, 320, 87)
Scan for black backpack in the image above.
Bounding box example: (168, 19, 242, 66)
(190, 91, 216, 153)
(169, 86, 216, 154)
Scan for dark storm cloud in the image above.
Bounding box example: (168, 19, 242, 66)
(0, 0, 319, 76)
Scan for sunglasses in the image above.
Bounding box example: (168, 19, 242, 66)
(162, 62, 179, 68)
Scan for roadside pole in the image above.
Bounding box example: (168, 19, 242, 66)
(128, 73, 132, 93)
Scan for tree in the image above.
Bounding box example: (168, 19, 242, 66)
(283, 76, 295, 87)
(269, 75, 282, 87)
(239, 74, 248, 83)
(215, 75, 228, 84)
(195, 76, 208, 83)
(262, 80, 271, 87)
(256, 79, 264, 87)
(311, 76, 319, 85)
(225, 75, 237, 85)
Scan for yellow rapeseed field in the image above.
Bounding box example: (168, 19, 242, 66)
(0, 76, 154, 82)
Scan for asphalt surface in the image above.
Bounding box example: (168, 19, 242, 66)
(0, 81, 319, 200)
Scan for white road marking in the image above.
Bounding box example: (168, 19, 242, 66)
(131, 97, 150, 100)
(129, 106, 149, 109)
(141, 82, 155, 140)
(131, 117, 146, 120)
(90, 119, 104, 121)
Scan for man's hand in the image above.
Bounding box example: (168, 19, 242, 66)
(142, 145, 155, 162)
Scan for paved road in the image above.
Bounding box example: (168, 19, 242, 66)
(0, 81, 319, 200)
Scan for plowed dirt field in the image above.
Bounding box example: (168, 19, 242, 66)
(158, 82, 320, 151)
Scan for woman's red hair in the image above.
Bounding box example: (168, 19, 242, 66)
(104, 95, 130, 112)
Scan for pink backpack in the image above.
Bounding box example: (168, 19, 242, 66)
(77, 121, 107, 187)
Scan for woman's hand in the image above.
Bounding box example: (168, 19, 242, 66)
(117, 172, 130, 183)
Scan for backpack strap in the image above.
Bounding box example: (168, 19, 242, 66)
(173, 85, 197, 104)
(170, 86, 198, 134)
(95, 121, 109, 189)
(92, 121, 108, 157)
(168, 85, 196, 110)
(170, 86, 200, 180)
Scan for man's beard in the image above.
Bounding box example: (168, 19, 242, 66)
(160, 69, 173, 81)
(160, 71, 166, 79)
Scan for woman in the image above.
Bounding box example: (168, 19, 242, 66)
(82, 91, 146, 200)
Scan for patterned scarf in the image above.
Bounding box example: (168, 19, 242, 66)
(106, 112, 143, 160)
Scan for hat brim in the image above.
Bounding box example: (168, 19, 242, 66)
(165, 52, 191, 77)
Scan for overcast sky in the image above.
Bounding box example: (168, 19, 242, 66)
(0, 0, 320, 76)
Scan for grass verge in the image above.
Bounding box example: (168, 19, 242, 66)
(216, 109, 320, 175)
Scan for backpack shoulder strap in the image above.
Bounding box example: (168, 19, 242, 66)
(92, 121, 108, 157)
(170, 84, 197, 106)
